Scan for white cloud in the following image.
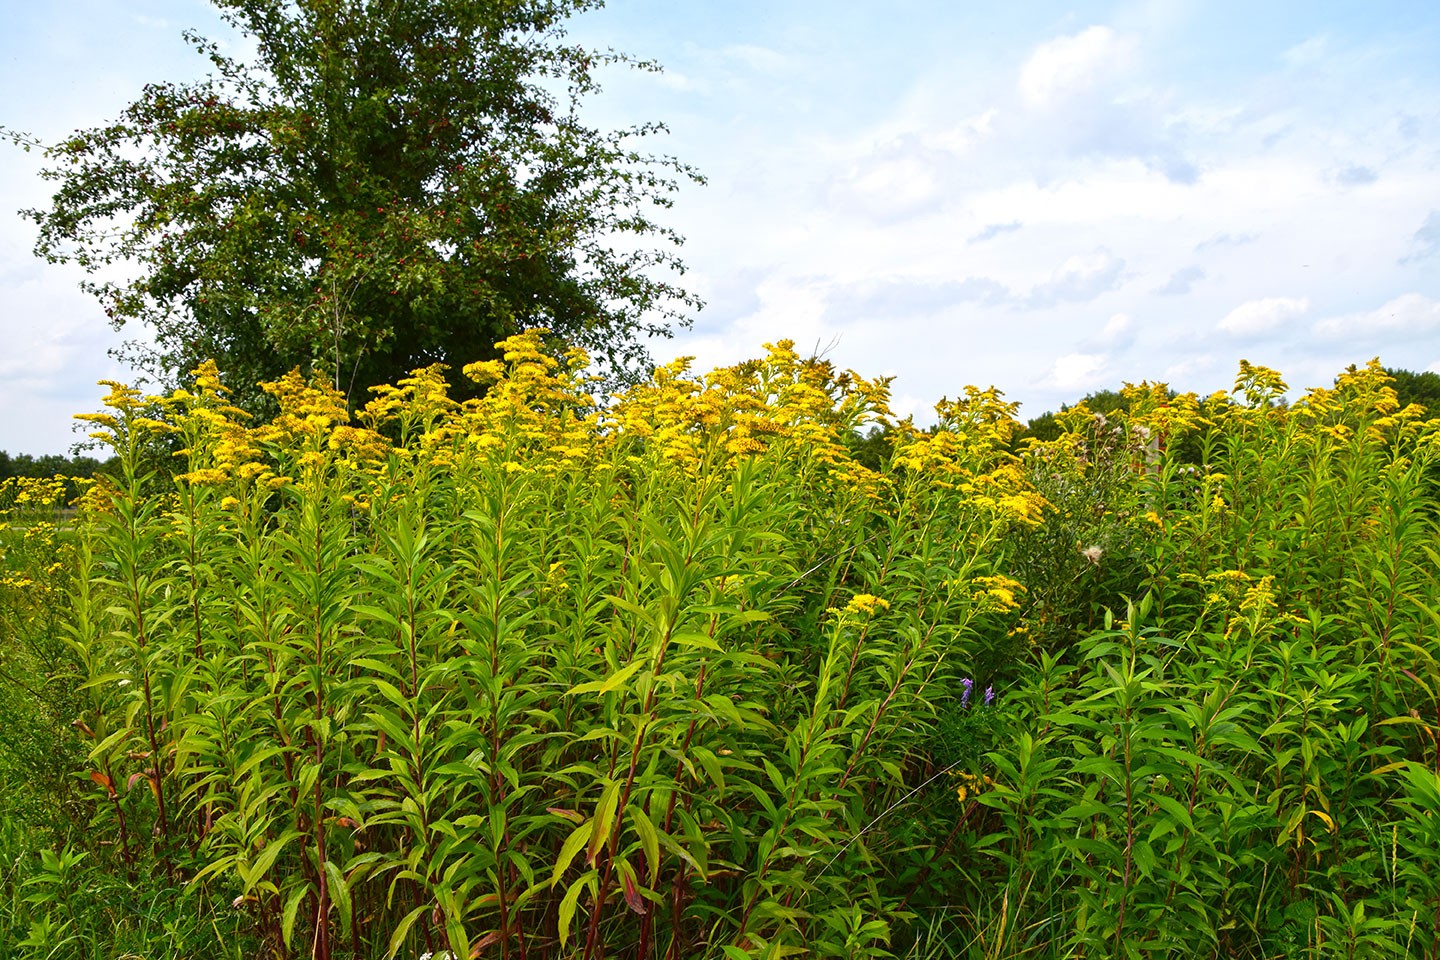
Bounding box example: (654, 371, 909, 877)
(1026, 251, 1127, 307)
(1402, 210, 1440, 263)
(657, 70, 700, 92)
(1154, 265, 1204, 295)
(1313, 293, 1440, 339)
(969, 108, 998, 138)
(1046, 352, 1109, 390)
(1164, 355, 1215, 382)
(1018, 26, 1137, 107)
(1195, 232, 1258, 252)
(834, 146, 944, 221)
(1282, 35, 1329, 68)
(1332, 164, 1378, 187)
(969, 221, 1022, 244)
(1217, 296, 1310, 337)
(721, 44, 791, 76)
(1100, 313, 1133, 342)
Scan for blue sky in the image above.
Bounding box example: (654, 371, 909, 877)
(2, 0, 1439, 453)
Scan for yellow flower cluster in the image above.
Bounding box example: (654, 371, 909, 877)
(446, 332, 600, 476)
(66, 330, 1049, 552)
(603, 339, 893, 499)
(886, 386, 1050, 526)
(1293, 359, 1431, 448)
(971, 575, 1025, 613)
(953, 770, 994, 804)
(74, 380, 167, 446)
(1119, 381, 1204, 451)
(1200, 568, 1253, 607)
(0, 476, 67, 513)
(843, 593, 891, 616)
(1233, 360, 1290, 409)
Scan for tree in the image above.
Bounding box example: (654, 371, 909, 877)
(24, 0, 700, 407)
(1386, 367, 1440, 415)
(1018, 388, 1132, 446)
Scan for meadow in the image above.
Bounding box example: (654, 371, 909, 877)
(1, 332, 1438, 959)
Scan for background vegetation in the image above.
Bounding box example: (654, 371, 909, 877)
(2, 336, 1438, 959)
(19, 0, 700, 411)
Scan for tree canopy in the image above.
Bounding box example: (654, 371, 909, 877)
(1386, 367, 1440, 414)
(25, 0, 700, 406)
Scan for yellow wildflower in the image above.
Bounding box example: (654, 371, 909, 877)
(844, 593, 890, 616)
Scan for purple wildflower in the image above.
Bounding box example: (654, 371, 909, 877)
(961, 678, 973, 707)
(984, 685, 995, 706)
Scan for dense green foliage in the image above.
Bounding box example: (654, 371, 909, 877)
(0, 451, 112, 483)
(24, 0, 699, 408)
(1386, 368, 1440, 416)
(3, 346, 1440, 959)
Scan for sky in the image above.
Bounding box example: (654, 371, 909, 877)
(2, 0, 1439, 453)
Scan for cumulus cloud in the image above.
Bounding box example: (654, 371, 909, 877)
(1164, 355, 1216, 382)
(720, 44, 791, 76)
(1006, 25, 1199, 182)
(1195, 232, 1258, 252)
(1078, 312, 1136, 352)
(1045, 352, 1109, 391)
(829, 135, 953, 222)
(1333, 164, 1378, 186)
(968, 221, 1022, 244)
(831, 275, 1010, 321)
(1282, 35, 1329, 68)
(1099, 312, 1133, 343)
(1154, 265, 1205, 296)
(1401, 210, 1440, 264)
(1313, 293, 1440, 339)
(1018, 26, 1136, 108)
(1218, 296, 1310, 337)
(1025, 251, 1127, 308)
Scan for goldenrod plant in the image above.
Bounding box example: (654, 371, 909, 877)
(2, 342, 1438, 959)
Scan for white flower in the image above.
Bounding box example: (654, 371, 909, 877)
(1080, 545, 1103, 565)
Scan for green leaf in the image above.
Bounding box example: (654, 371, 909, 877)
(386, 905, 430, 960)
(628, 803, 661, 881)
(589, 778, 622, 865)
(567, 659, 644, 698)
(244, 830, 301, 893)
(1151, 794, 1194, 832)
(551, 820, 594, 886)
(557, 870, 596, 949)
(281, 882, 312, 949)
(323, 859, 351, 942)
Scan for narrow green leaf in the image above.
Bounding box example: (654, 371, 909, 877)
(323, 859, 351, 943)
(589, 779, 622, 865)
(557, 870, 596, 949)
(551, 820, 594, 886)
(628, 803, 661, 880)
(281, 882, 312, 949)
(386, 905, 430, 960)
(567, 659, 644, 698)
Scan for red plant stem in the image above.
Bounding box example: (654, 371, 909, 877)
(310, 513, 332, 960)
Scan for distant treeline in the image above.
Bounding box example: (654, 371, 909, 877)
(0, 450, 116, 484)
